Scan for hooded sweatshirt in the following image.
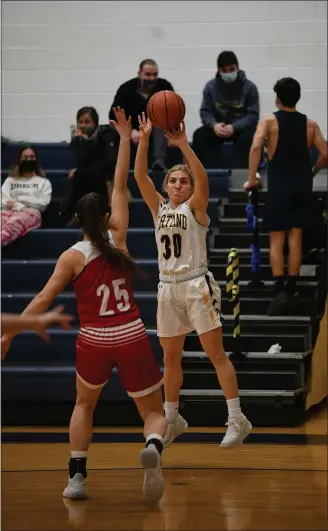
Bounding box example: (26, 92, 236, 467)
(1, 175, 52, 213)
(200, 70, 259, 132)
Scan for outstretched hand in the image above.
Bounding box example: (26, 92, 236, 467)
(35, 305, 73, 340)
(110, 107, 132, 141)
(138, 112, 152, 139)
(1, 306, 73, 360)
(164, 122, 188, 149)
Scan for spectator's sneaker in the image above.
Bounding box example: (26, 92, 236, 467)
(63, 473, 87, 500)
(140, 444, 164, 502)
(163, 414, 188, 449)
(267, 291, 290, 316)
(220, 415, 252, 448)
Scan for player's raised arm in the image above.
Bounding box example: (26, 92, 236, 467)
(134, 113, 164, 222)
(165, 122, 209, 222)
(108, 107, 132, 251)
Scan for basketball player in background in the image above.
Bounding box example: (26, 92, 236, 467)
(134, 112, 252, 448)
(245, 77, 328, 315)
(1, 108, 167, 502)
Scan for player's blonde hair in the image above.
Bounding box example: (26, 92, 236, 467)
(162, 164, 195, 192)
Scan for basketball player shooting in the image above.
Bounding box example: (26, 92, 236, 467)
(134, 111, 252, 449)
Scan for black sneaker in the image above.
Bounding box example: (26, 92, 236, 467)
(267, 291, 290, 316)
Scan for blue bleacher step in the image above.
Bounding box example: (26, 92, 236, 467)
(2, 228, 157, 259)
(4, 327, 310, 363)
(1, 143, 74, 170)
(1, 291, 314, 320)
(2, 363, 146, 402)
(2, 260, 320, 295)
(1, 168, 230, 200)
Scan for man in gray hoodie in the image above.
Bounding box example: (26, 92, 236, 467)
(193, 51, 259, 168)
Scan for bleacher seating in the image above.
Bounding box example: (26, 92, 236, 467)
(1, 141, 326, 427)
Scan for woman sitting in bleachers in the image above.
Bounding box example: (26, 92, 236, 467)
(64, 106, 119, 226)
(1, 145, 52, 246)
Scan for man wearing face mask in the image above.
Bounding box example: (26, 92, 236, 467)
(193, 51, 260, 168)
(109, 59, 174, 171)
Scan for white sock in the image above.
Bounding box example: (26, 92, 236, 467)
(71, 451, 87, 459)
(227, 398, 242, 419)
(164, 401, 179, 423)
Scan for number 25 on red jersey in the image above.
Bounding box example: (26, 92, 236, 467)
(97, 278, 131, 316)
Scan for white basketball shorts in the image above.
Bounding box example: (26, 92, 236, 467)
(156, 271, 222, 337)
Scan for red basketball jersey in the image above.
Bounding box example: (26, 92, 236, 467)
(71, 240, 140, 328)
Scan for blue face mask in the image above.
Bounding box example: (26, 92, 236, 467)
(220, 71, 238, 84)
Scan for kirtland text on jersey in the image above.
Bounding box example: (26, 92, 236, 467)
(157, 212, 187, 231)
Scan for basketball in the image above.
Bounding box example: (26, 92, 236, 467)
(147, 91, 186, 130)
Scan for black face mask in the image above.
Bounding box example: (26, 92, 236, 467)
(19, 160, 37, 173)
(142, 79, 157, 89)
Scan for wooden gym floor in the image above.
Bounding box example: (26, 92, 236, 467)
(2, 407, 327, 531)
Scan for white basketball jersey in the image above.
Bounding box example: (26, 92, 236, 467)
(155, 201, 209, 275)
(70, 231, 115, 262)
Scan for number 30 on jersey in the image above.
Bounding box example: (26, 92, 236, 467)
(161, 233, 182, 260)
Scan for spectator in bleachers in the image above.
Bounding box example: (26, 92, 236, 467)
(193, 51, 259, 168)
(65, 106, 118, 225)
(109, 59, 174, 171)
(1, 146, 52, 246)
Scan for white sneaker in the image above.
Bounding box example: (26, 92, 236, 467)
(220, 415, 252, 448)
(163, 414, 188, 449)
(63, 473, 87, 500)
(140, 444, 164, 502)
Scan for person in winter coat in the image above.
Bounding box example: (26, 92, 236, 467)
(109, 59, 174, 171)
(65, 106, 118, 225)
(192, 51, 260, 168)
(1, 145, 52, 246)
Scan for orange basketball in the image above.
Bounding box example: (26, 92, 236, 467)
(147, 91, 186, 130)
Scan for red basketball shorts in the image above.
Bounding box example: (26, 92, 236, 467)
(76, 319, 163, 397)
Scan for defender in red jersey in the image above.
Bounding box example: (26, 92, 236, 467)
(1, 109, 167, 502)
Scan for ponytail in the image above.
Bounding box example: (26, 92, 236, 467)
(75, 193, 141, 275)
